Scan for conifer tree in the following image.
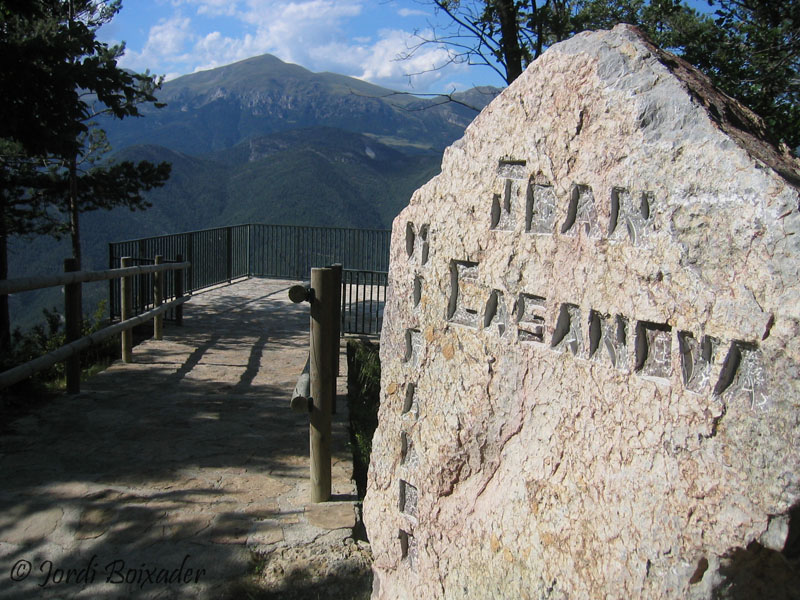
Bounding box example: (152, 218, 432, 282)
(0, 0, 171, 351)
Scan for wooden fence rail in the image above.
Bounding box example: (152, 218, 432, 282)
(0, 262, 190, 296)
(0, 257, 189, 393)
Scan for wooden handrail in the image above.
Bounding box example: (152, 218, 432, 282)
(290, 355, 311, 413)
(0, 262, 191, 296)
(0, 295, 189, 390)
(2, 257, 190, 393)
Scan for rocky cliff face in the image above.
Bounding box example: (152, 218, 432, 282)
(364, 24, 800, 599)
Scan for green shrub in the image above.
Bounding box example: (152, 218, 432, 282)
(1, 300, 119, 394)
(346, 338, 381, 499)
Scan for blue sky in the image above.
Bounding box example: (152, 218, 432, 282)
(99, 0, 715, 93)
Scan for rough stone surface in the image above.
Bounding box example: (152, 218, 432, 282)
(363, 25, 800, 600)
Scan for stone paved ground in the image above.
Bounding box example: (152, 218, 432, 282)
(0, 278, 371, 599)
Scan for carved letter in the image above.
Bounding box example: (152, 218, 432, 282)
(589, 311, 629, 369)
(678, 332, 720, 393)
(405, 221, 415, 258)
(635, 322, 672, 380)
(402, 383, 418, 417)
(517, 293, 547, 343)
(609, 187, 653, 244)
(412, 275, 423, 309)
(561, 184, 600, 238)
(404, 329, 422, 366)
(492, 160, 527, 231)
(400, 432, 418, 469)
(447, 260, 481, 328)
(552, 304, 584, 356)
(484, 289, 509, 337)
(399, 479, 419, 518)
(399, 529, 417, 568)
(406, 222, 430, 264)
(526, 183, 557, 234)
(714, 342, 769, 410)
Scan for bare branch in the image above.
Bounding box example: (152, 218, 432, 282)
(349, 85, 499, 113)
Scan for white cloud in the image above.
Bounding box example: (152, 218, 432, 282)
(162, 0, 366, 74)
(120, 0, 487, 93)
(397, 8, 429, 17)
(168, 0, 239, 17)
(355, 29, 466, 91)
(120, 15, 193, 73)
(194, 0, 239, 17)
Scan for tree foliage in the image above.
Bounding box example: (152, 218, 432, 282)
(0, 0, 171, 350)
(1, 1, 165, 155)
(0, 0, 170, 243)
(408, 0, 799, 149)
(688, 1, 800, 150)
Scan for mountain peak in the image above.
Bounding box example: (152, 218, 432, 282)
(104, 52, 500, 156)
(164, 53, 316, 94)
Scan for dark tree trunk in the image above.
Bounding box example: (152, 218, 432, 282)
(496, 0, 525, 83)
(68, 154, 81, 269)
(67, 154, 82, 322)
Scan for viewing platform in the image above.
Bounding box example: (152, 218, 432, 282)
(0, 278, 368, 599)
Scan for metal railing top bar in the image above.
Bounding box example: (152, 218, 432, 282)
(0, 261, 191, 296)
(112, 223, 391, 246)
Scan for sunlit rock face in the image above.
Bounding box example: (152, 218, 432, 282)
(363, 24, 800, 600)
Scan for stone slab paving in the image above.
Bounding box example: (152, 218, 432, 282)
(0, 278, 362, 599)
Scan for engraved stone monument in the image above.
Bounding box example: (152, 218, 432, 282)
(364, 25, 800, 599)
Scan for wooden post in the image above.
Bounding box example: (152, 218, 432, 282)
(153, 255, 163, 340)
(309, 267, 338, 503)
(329, 263, 342, 413)
(120, 257, 133, 363)
(64, 257, 81, 394)
(175, 253, 184, 326)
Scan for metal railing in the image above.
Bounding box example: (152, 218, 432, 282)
(109, 224, 391, 333)
(341, 269, 387, 336)
(109, 225, 251, 318)
(248, 224, 390, 278)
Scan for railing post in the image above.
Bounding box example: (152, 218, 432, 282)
(64, 258, 81, 394)
(121, 257, 133, 363)
(226, 226, 233, 283)
(247, 224, 252, 277)
(154, 255, 163, 340)
(108, 243, 115, 321)
(309, 266, 339, 503)
(175, 254, 184, 326)
(187, 235, 194, 293)
(138, 239, 147, 313)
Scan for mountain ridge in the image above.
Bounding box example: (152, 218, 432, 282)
(103, 52, 498, 156)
